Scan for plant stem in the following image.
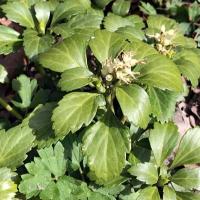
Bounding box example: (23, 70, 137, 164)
(0, 97, 23, 120)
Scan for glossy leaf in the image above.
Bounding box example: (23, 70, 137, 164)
(104, 13, 143, 32)
(128, 162, 158, 185)
(39, 35, 87, 72)
(134, 54, 183, 92)
(149, 123, 179, 166)
(171, 168, 200, 189)
(51, 0, 91, 25)
(116, 84, 151, 128)
(29, 103, 57, 148)
(83, 112, 130, 183)
(93, 0, 112, 8)
(52, 92, 101, 139)
(2, 1, 35, 28)
(23, 29, 53, 59)
(58, 67, 93, 92)
(147, 87, 178, 122)
(171, 127, 200, 168)
(89, 30, 126, 63)
(0, 124, 35, 169)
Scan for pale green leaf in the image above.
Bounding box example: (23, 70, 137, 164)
(149, 122, 179, 166)
(147, 87, 178, 122)
(128, 162, 158, 185)
(38, 35, 87, 72)
(58, 67, 93, 92)
(23, 29, 53, 59)
(171, 127, 200, 168)
(83, 112, 131, 183)
(2, 1, 35, 28)
(51, 0, 91, 25)
(112, 0, 131, 16)
(0, 64, 8, 84)
(19, 142, 67, 199)
(89, 30, 127, 63)
(35, 2, 50, 34)
(12, 74, 38, 109)
(0, 124, 35, 169)
(171, 168, 200, 189)
(140, 2, 157, 15)
(116, 84, 151, 128)
(0, 167, 17, 200)
(52, 92, 101, 139)
(163, 186, 176, 200)
(137, 187, 160, 200)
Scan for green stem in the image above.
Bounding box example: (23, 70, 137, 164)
(0, 97, 23, 120)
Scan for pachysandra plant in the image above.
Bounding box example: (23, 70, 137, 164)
(0, 0, 200, 199)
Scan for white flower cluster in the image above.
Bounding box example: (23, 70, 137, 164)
(148, 25, 176, 56)
(102, 52, 144, 84)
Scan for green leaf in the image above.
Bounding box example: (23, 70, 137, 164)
(140, 2, 157, 15)
(104, 13, 143, 32)
(52, 9, 103, 40)
(147, 87, 178, 122)
(93, 0, 112, 8)
(0, 25, 21, 55)
(147, 15, 177, 31)
(112, 0, 131, 16)
(62, 134, 83, 171)
(173, 49, 200, 87)
(0, 124, 35, 169)
(134, 54, 183, 92)
(83, 112, 131, 183)
(19, 142, 67, 199)
(128, 162, 158, 185)
(58, 67, 93, 92)
(171, 168, 200, 189)
(116, 26, 145, 41)
(29, 103, 57, 148)
(89, 30, 126, 63)
(163, 186, 176, 200)
(40, 176, 90, 200)
(2, 1, 35, 28)
(176, 192, 200, 200)
(23, 29, 53, 59)
(51, 0, 91, 25)
(149, 122, 179, 166)
(12, 74, 38, 109)
(116, 84, 151, 128)
(52, 92, 101, 139)
(171, 127, 200, 168)
(35, 2, 50, 34)
(0, 167, 17, 200)
(137, 187, 160, 200)
(0, 64, 8, 83)
(38, 35, 87, 72)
